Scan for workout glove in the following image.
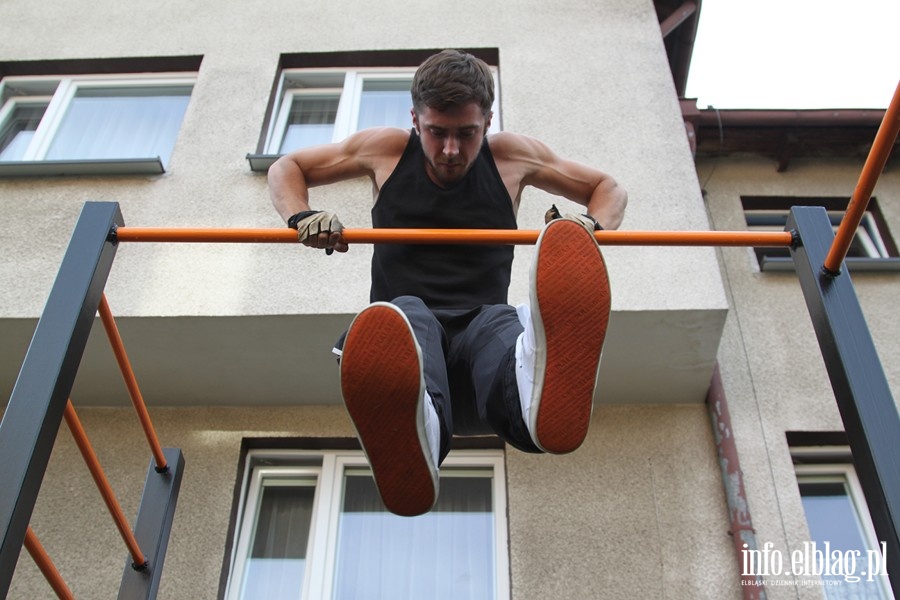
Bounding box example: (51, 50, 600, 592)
(544, 204, 603, 233)
(288, 210, 345, 255)
(289, 210, 343, 240)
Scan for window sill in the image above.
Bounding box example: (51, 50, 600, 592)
(760, 256, 900, 273)
(246, 153, 280, 172)
(0, 158, 165, 177)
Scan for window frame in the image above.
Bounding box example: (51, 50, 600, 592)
(248, 65, 501, 172)
(0, 95, 51, 161)
(792, 448, 893, 598)
(264, 68, 420, 157)
(228, 464, 324, 600)
(741, 196, 900, 273)
(0, 72, 196, 176)
(224, 448, 510, 600)
(268, 86, 344, 155)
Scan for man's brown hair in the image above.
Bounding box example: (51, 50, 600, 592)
(411, 50, 494, 116)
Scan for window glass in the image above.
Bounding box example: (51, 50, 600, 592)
(269, 71, 414, 153)
(238, 478, 316, 600)
(0, 75, 194, 172)
(745, 210, 890, 260)
(225, 451, 508, 600)
(261, 66, 498, 160)
(333, 471, 495, 600)
(740, 197, 898, 271)
(800, 481, 871, 554)
(279, 95, 339, 153)
(0, 103, 47, 161)
(356, 79, 412, 130)
(44, 86, 191, 163)
(798, 475, 890, 599)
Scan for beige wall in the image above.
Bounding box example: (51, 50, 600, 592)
(0, 0, 723, 319)
(0, 0, 727, 408)
(5, 405, 740, 599)
(700, 155, 900, 599)
(0, 0, 759, 597)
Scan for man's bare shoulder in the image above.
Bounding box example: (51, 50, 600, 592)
(486, 131, 552, 160)
(347, 127, 411, 160)
(345, 127, 410, 186)
(486, 131, 554, 175)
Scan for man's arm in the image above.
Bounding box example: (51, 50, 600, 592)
(491, 132, 627, 230)
(268, 127, 408, 251)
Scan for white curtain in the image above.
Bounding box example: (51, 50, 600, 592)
(0, 104, 46, 161)
(240, 485, 315, 599)
(45, 90, 190, 166)
(333, 475, 495, 600)
(357, 84, 412, 131)
(279, 97, 338, 152)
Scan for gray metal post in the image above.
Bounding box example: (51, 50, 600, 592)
(118, 448, 185, 600)
(0, 202, 123, 597)
(788, 206, 900, 596)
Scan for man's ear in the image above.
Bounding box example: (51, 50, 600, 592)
(484, 111, 493, 135)
(411, 108, 420, 134)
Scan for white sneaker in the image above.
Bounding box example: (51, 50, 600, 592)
(516, 219, 611, 454)
(515, 303, 536, 429)
(423, 391, 441, 470)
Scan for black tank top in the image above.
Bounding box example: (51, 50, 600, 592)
(370, 130, 517, 310)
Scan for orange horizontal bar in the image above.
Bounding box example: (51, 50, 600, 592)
(116, 227, 298, 244)
(24, 527, 75, 600)
(115, 227, 794, 247)
(348, 229, 795, 246)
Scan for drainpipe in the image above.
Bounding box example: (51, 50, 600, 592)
(707, 362, 767, 599)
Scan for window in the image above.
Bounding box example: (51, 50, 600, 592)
(793, 447, 893, 598)
(267, 70, 419, 155)
(742, 197, 900, 272)
(224, 449, 509, 600)
(248, 51, 501, 171)
(0, 73, 195, 175)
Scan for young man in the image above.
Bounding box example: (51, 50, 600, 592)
(269, 49, 627, 516)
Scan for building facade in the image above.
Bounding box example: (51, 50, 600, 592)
(0, 0, 896, 598)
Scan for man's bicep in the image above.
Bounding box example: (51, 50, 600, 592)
(495, 134, 595, 204)
(529, 154, 608, 206)
(286, 138, 372, 188)
(291, 127, 408, 187)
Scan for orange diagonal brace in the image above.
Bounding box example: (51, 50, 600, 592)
(24, 527, 75, 600)
(63, 399, 147, 569)
(825, 81, 900, 274)
(98, 294, 167, 471)
(114, 226, 794, 247)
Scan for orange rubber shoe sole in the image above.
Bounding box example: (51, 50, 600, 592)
(340, 303, 437, 517)
(531, 220, 611, 454)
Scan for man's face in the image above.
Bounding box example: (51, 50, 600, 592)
(412, 102, 492, 188)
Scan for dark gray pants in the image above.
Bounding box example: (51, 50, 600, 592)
(390, 295, 542, 463)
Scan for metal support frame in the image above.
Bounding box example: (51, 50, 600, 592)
(0, 202, 122, 597)
(2, 199, 898, 597)
(0, 202, 184, 600)
(119, 448, 184, 600)
(788, 206, 900, 596)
